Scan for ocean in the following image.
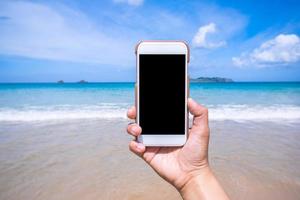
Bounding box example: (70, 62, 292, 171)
(0, 82, 299, 122)
(0, 82, 300, 200)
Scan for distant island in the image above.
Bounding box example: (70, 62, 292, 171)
(56, 80, 88, 84)
(54, 78, 233, 83)
(190, 77, 234, 83)
(77, 80, 88, 84)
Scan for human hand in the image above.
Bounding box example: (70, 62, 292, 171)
(126, 98, 210, 191)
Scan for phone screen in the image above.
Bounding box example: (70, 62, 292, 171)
(139, 54, 186, 135)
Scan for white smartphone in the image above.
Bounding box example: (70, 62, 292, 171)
(135, 41, 189, 146)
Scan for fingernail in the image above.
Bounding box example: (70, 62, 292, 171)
(136, 143, 144, 151)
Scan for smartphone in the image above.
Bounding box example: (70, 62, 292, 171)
(135, 41, 189, 146)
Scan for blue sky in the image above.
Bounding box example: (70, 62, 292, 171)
(0, 0, 300, 82)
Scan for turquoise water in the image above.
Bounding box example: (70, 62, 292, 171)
(0, 82, 300, 122)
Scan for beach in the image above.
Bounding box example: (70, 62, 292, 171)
(0, 83, 300, 200)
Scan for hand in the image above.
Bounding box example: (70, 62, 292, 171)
(126, 98, 210, 191)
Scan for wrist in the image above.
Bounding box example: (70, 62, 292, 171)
(179, 167, 230, 200)
(179, 167, 214, 199)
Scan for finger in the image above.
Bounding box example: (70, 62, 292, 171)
(188, 98, 209, 127)
(143, 147, 160, 164)
(188, 98, 208, 118)
(127, 123, 142, 137)
(188, 98, 209, 137)
(127, 106, 136, 119)
(129, 140, 146, 157)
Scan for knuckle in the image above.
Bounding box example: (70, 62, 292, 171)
(127, 124, 134, 134)
(129, 142, 135, 151)
(126, 109, 131, 117)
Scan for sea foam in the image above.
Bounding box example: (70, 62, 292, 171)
(0, 104, 299, 122)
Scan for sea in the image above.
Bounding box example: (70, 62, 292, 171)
(0, 82, 299, 122)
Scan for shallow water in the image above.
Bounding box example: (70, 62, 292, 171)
(0, 82, 300, 122)
(0, 119, 299, 200)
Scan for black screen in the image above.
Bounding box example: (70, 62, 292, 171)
(139, 54, 186, 135)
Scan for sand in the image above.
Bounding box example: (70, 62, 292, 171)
(0, 119, 299, 200)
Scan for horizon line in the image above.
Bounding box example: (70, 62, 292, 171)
(0, 81, 300, 84)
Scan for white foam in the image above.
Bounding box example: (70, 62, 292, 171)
(0, 104, 299, 122)
(0, 104, 128, 122)
(206, 104, 300, 122)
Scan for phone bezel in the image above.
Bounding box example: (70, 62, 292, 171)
(136, 41, 189, 146)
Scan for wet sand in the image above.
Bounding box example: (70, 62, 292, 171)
(0, 119, 299, 200)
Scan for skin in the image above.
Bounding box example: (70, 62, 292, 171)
(126, 98, 230, 200)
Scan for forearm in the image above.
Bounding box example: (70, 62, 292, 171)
(179, 167, 230, 200)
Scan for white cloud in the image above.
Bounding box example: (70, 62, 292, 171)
(233, 34, 300, 67)
(0, 0, 249, 72)
(192, 23, 226, 49)
(113, 0, 143, 6)
(0, 1, 134, 66)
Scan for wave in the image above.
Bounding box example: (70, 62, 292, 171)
(206, 105, 300, 122)
(0, 104, 299, 122)
(0, 104, 129, 122)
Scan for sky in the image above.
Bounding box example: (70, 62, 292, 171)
(0, 0, 300, 82)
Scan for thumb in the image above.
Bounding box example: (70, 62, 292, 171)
(188, 98, 209, 137)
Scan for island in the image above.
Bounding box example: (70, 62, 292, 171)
(57, 80, 64, 84)
(190, 77, 234, 83)
(78, 80, 88, 84)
